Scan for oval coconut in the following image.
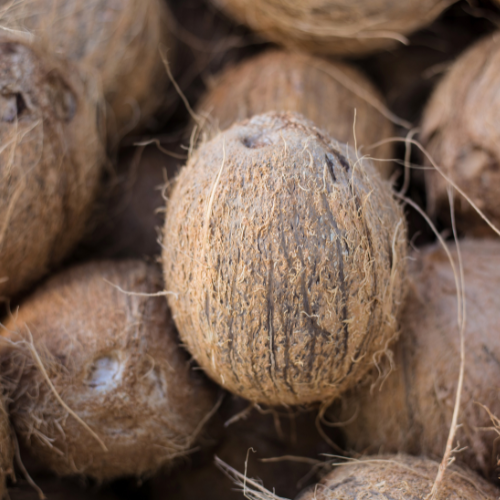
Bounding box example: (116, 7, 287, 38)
(163, 111, 407, 406)
(1, 0, 171, 137)
(295, 455, 499, 500)
(0, 260, 216, 481)
(0, 37, 104, 301)
(332, 239, 500, 479)
(197, 50, 394, 179)
(421, 33, 500, 235)
(210, 0, 455, 57)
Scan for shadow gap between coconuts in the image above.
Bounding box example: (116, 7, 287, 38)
(162, 111, 408, 407)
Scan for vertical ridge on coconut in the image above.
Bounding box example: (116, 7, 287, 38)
(0, 0, 172, 137)
(0, 260, 216, 481)
(332, 239, 500, 479)
(0, 36, 105, 300)
(210, 0, 456, 57)
(421, 32, 500, 235)
(163, 111, 407, 407)
(197, 50, 394, 179)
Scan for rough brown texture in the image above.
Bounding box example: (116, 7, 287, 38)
(163, 112, 407, 406)
(333, 239, 500, 480)
(197, 50, 394, 179)
(0, 37, 104, 300)
(211, 0, 455, 57)
(0, 397, 13, 500)
(0, 260, 216, 481)
(297, 455, 499, 500)
(421, 33, 500, 235)
(0, 0, 171, 137)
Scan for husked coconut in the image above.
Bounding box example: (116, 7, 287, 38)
(421, 32, 500, 235)
(210, 0, 455, 56)
(197, 50, 394, 178)
(163, 111, 407, 406)
(0, 260, 216, 481)
(333, 239, 500, 479)
(0, 37, 104, 300)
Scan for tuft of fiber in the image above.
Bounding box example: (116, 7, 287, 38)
(210, 0, 455, 57)
(0, 260, 216, 481)
(297, 455, 499, 500)
(162, 111, 407, 406)
(0, 36, 105, 301)
(421, 32, 500, 235)
(0, 0, 172, 136)
(197, 50, 394, 179)
(333, 239, 500, 479)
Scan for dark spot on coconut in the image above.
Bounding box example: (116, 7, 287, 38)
(241, 133, 271, 149)
(15, 93, 27, 116)
(332, 150, 350, 172)
(0, 42, 17, 55)
(325, 154, 336, 182)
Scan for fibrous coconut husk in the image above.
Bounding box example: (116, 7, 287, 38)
(421, 32, 500, 236)
(332, 239, 500, 480)
(197, 50, 394, 179)
(0, 37, 105, 301)
(0, 260, 216, 481)
(0, 0, 171, 138)
(210, 0, 456, 57)
(162, 111, 407, 406)
(296, 455, 499, 500)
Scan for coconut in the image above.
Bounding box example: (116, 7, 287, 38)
(210, 0, 455, 57)
(0, 0, 171, 136)
(0, 260, 216, 481)
(197, 50, 394, 179)
(0, 37, 104, 301)
(332, 239, 500, 479)
(421, 32, 500, 235)
(295, 455, 499, 500)
(162, 111, 407, 406)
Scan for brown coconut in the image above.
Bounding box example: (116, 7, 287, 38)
(0, 0, 171, 136)
(0, 37, 104, 301)
(421, 32, 500, 235)
(332, 239, 500, 479)
(294, 455, 499, 500)
(162, 111, 407, 406)
(210, 0, 455, 57)
(0, 260, 216, 481)
(197, 50, 394, 179)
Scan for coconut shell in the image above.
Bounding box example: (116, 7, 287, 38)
(1, 0, 171, 137)
(162, 111, 407, 406)
(421, 33, 500, 235)
(333, 239, 500, 480)
(297, 455, 499, 500)
(0, 37, 104, 301)
(210, 0, 455, 57)
(0, 260, 216, 481)
(197, 50, 394, 179)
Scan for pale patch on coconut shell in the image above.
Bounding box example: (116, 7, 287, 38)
(197, 50, 394, 179)
(421, 33, 500, 236)
(0, 260, 216, 481)
(0, 36, 105, 301)
(0, 0, 171, 137)
(333, 239, 500, 480)
(162, 111, 407, 407)
(296, 455, 499, 500)
(210, 0, 456, 57)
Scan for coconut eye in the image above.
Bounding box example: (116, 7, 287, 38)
(87, 354, 123, 391)
(241, 133, 271, 149)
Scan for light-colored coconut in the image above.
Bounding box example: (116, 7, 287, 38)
(0, 0, 171, 137)
(162, 111, 407, 406)
(210, 0, 455, 57)
(333, 239, 500, 479)
(197, 50, 394, 179)
(0, 260, 216, 481)
(296, 455, 499, 500)
(421, 32, 500, 235)
(0, 37, 104, 301)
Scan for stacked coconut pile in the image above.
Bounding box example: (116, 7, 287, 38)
(0, 0, 500, 499)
